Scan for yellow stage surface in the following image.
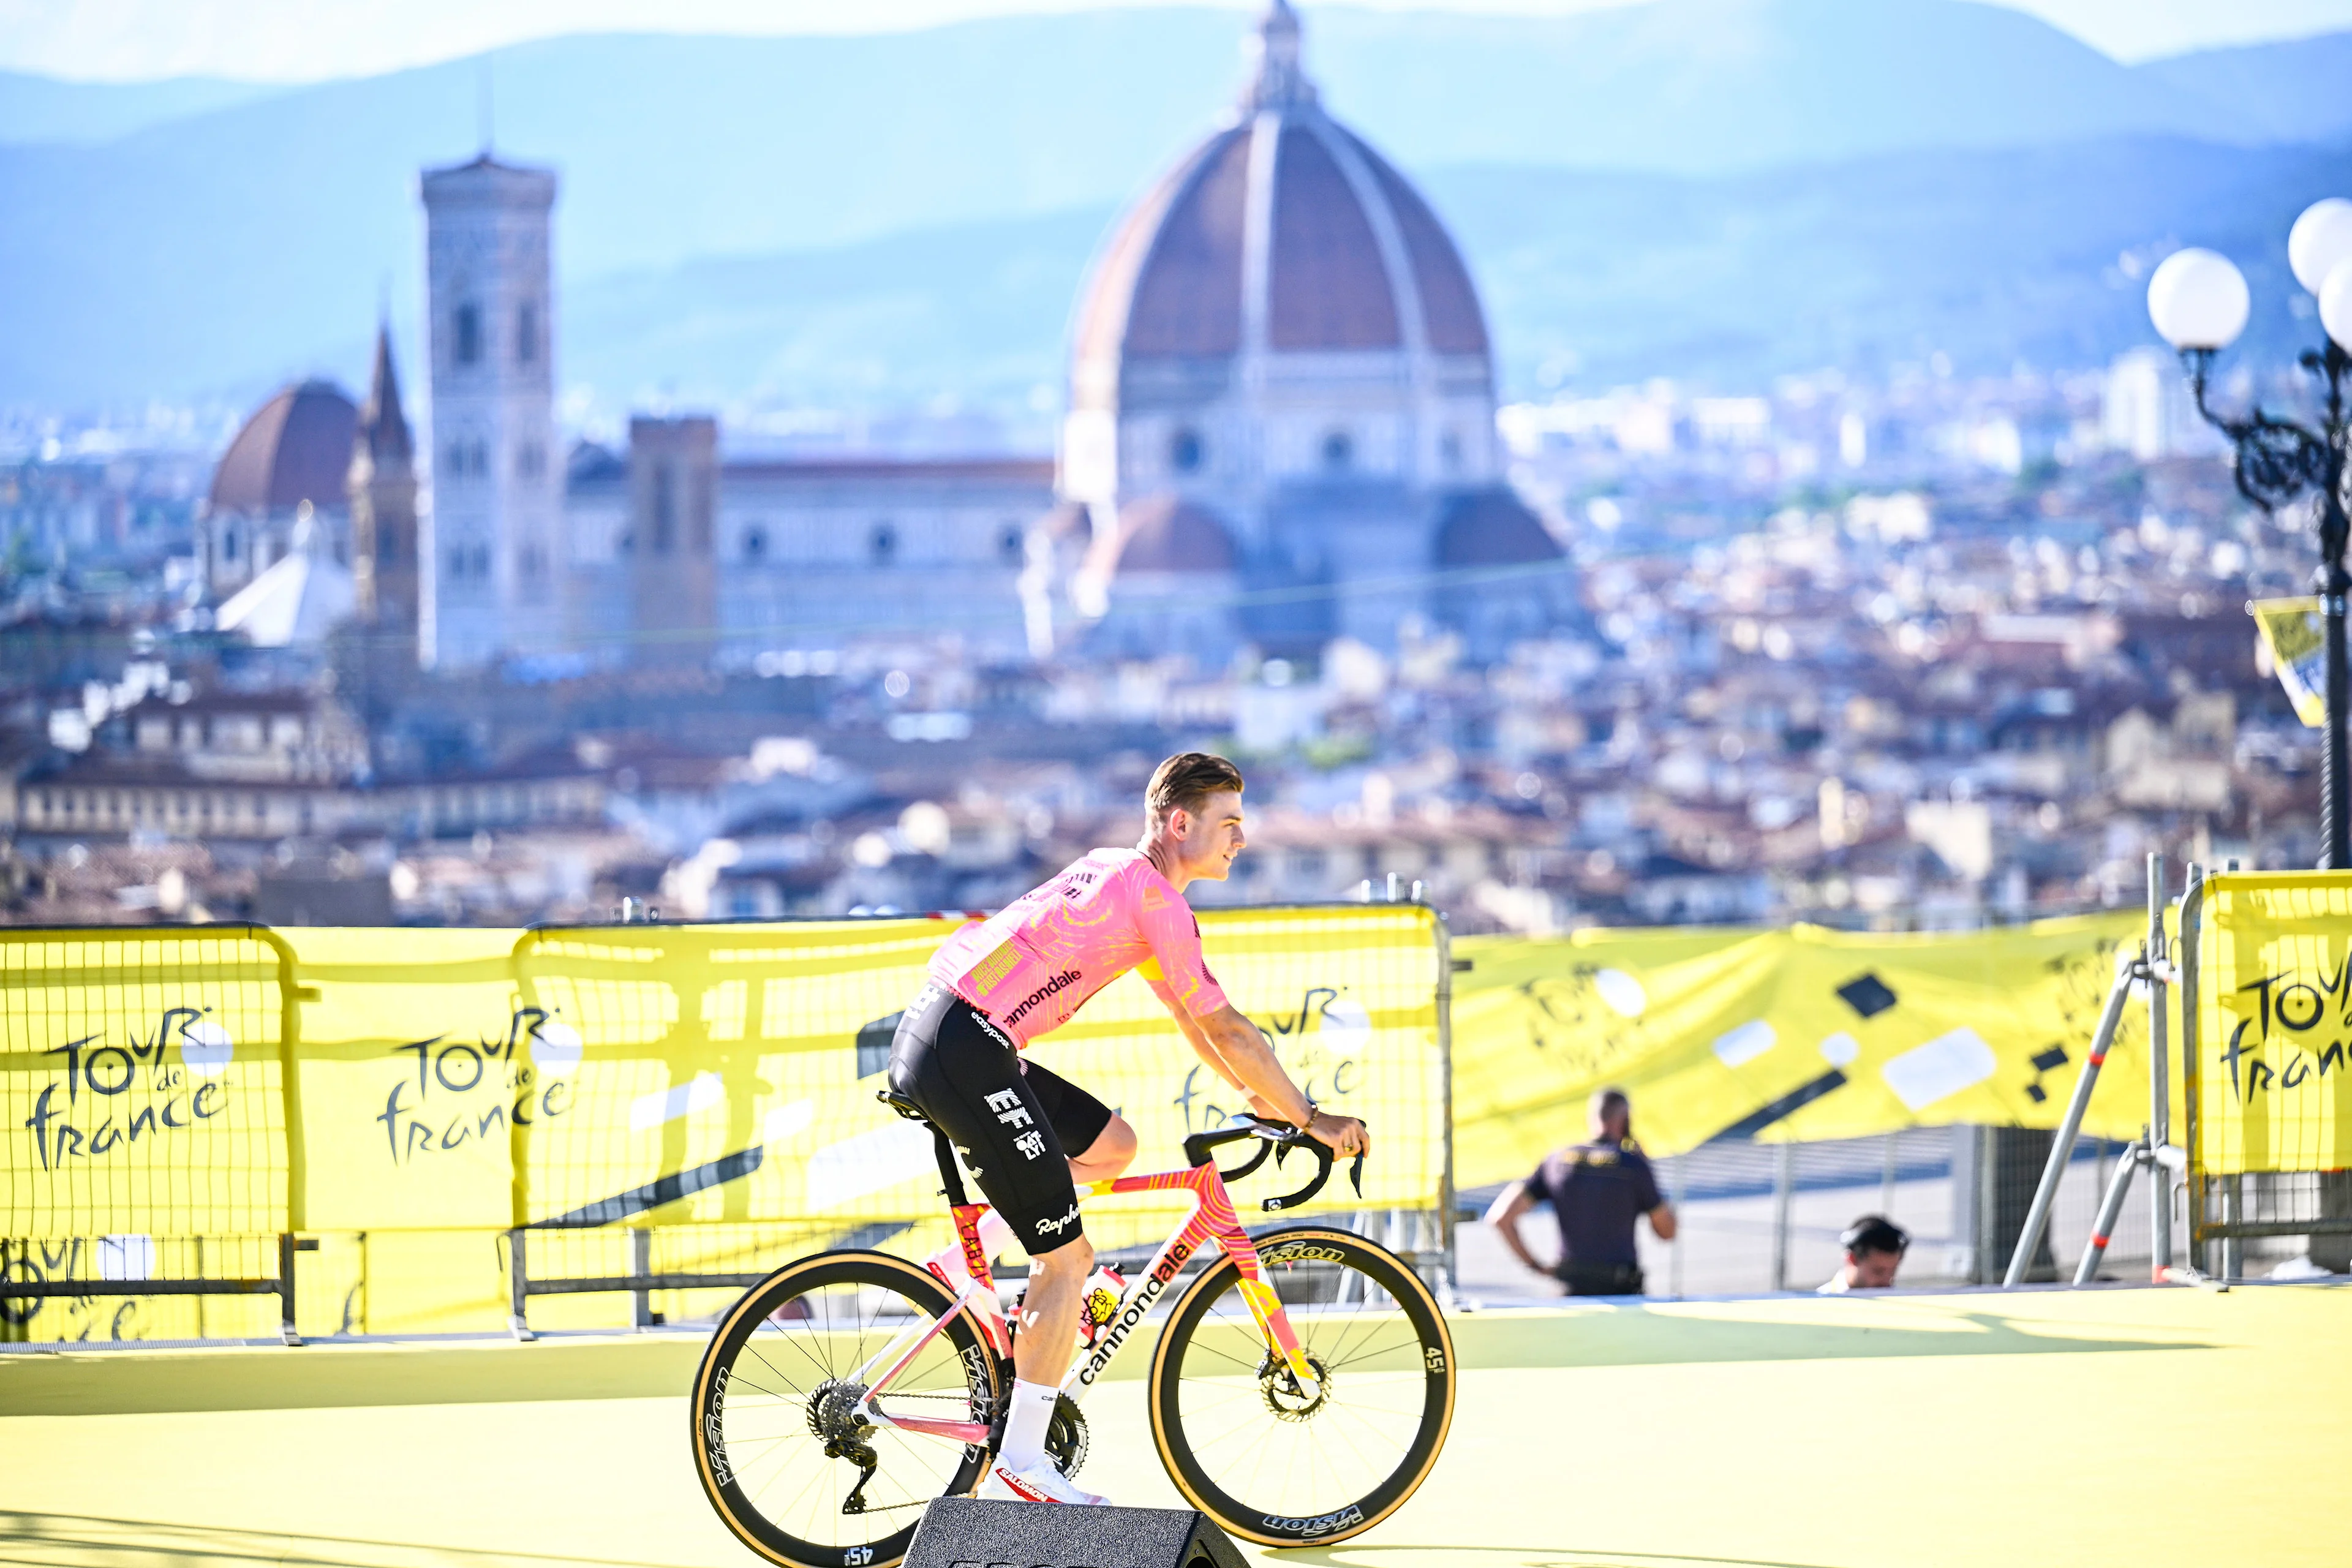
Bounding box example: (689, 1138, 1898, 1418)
(2, 1283, 2344, 1568)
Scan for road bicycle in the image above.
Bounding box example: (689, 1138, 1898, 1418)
(688, 1098, 1457, 1567)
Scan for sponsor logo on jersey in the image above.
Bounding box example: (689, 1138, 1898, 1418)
(1033, 1202, 1081, 1238)
(1001, 968, 1083, 1030)
(968, 941, 1022, 996)
(1076, 1240, 1191, 1385)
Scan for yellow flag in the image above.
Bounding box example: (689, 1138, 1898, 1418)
(2250, 597, 2327, 729)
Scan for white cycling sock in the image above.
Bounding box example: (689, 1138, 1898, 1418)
(998, 1378, 1058, 1472)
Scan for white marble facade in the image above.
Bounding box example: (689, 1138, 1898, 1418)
(420, 155, 562, 671)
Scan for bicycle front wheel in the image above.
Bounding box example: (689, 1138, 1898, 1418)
(1147, 1224, 1455, 1548)
(691, 1250, 1000, 1568)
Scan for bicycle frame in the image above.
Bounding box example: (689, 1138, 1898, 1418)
(845, 1156, 1314, 1447)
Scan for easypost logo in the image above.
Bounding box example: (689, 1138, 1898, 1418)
(1001, 969, 1082, 1030)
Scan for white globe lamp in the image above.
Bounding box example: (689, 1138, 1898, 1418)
(2147, 248, 2250, 351)
(2288, 197, 2352, 296)
(2321, 261, 2352, 354)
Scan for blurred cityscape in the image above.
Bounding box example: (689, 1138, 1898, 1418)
(0, 2, 2337, 933)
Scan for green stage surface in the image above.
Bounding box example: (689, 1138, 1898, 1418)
(2, 1284, 2344, 1568)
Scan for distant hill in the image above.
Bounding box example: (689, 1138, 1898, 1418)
(0, 70, 284, 145)
(4, 1, 2347, 410)
(1439, 137, 2348, 394)
(556, 135, 2347, 421)
(2135, 29, 2352, 144)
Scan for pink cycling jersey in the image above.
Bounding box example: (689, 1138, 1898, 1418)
(928, 847, 1230, 1048)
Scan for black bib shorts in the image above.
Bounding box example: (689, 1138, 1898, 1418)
(887, 981, 1114, 1256)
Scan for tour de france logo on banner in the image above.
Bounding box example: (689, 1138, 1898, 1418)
(2201, 875, 2352, 1175)
(17, 1007, 239, 1178)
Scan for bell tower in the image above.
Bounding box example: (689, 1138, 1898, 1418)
(419, 153, 561, 670)
(348, 321, 420, 660)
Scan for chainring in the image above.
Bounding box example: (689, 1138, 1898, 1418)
(1044, 1392, 1090, 1479)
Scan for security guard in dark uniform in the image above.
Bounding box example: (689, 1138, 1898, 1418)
(1487, 1087, 1677, 1295)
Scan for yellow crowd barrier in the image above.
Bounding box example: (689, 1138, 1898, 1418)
(20, 899, 2294, 1343)
(1, 927, 307, 1343)
(1, 905, 1448, 1341)
(2178, 872, 2352, 1251)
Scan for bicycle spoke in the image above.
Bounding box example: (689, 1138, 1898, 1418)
(700, 1261, 992, 1565)
(1155, 1233, 1452, 1544)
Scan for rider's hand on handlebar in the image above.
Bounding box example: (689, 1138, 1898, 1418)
(1306, 1110, 1370, 1160)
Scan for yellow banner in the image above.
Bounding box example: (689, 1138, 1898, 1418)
(2250, 596, 2328, 729)
(2, 907, 1446, 1340)
(2188, 872, 2352, 1178)
(1449, 913, 2162, 1188)
(1, 927, 300, 1238)
(26, 897, 2315, 1341)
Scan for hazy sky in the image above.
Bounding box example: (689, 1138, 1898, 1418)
(4, 0, 2350, 81)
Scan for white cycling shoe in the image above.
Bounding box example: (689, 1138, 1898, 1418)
(976, 1458, 1109, 1506)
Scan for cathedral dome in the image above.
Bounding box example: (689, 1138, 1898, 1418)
(209, 379, 359, 516)
(1101, 494, 1238, 575)
(1071, 1, 1488, 386)
(1435, 489, 1562, 567)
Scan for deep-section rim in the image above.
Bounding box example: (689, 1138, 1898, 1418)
(690, 1249, 1000, 1568)
(1145, 1224, 1456, 1548)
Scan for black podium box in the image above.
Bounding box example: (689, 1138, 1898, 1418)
(902, 1497, 1249, 1568)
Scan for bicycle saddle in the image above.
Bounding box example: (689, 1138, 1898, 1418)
(876, 1088, 932, 1125)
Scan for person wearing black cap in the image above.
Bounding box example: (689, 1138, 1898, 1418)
(1820, 1214, 1909, 1293)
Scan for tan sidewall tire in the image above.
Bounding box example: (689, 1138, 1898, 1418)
(1145, 1224, 1456, 1548)
(691, 1249, 1000, 1568)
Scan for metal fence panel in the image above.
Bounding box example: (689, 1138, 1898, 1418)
(0, 926, 302, 1342)
(2180, 871, 2352, 1249)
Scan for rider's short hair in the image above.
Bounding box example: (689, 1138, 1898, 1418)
(1147, 752, 1245, 829)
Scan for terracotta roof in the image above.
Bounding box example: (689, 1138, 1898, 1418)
(1435, 489, 1562, 567)
(1103, 494, 1238, 575)
(1072, 5, 1490, 370)
(208, 380, 358, 515)
(1091, 129, 1251, 363)
(1355, 134, 1490, 355)
(1268, 125, 1400, 351)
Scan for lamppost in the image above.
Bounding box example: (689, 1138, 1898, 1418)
(2147, 198, 2352, 867)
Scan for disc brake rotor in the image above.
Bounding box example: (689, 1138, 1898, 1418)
(1259, 1351, 1333, 1422)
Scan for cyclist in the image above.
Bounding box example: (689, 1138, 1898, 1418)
(888, 750, 1371, 1506)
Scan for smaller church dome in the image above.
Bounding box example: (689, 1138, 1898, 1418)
(1104, 494, 1238, 575)
(210, 380, 359, 515)
(1435, 489, 1562, 567)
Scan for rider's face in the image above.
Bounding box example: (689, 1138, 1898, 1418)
(1174, 791, 1247, 881)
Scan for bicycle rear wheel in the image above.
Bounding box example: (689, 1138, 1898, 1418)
(1147, 1224, 1455, 1548)
(692, 1250, 1000, 1568)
